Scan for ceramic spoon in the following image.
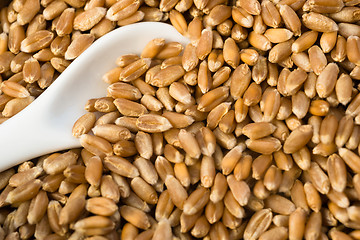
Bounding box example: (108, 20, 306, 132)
(0, 22, 189, 171)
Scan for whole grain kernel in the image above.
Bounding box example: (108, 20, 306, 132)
(162, 55, 183, 69)
(338, 22, 360, 38)
(289, 208, 306, 240)
(263, 165, 282, 191)
(9, 52, 29, 74)
(279, 4, 301, 36)
(135, 114, 173, 133)
(20, 30, 54, 53)
(156, 42, 183, 59)
(140, 38, 165, 59)
(55, 8, 75, 37)
(0, 52, 15, 74)
(140, 94, 163, 111)
(207, 102, 231, 130)
(65, 34, 95, 60)
(291, 52, 311, 72)
(194, 28, 212, 61)
(304, 72, 317, 98)
(316, 63, 339, 98)
(331, 35, 347, 62)
(242, 122, 275, 140)
(320, 31, 337, 53)
(134, 131, 153, 160)
(285, 115, 303, 131)
(182, 186, 210, 215)
(261, 0, 281, 27)
(50, 57, 70, 73)
(51, 35, 71, 57)
(291, 91, 309, 119)
(2, 96, 34, 118)
(251, 15, 265, 35)
(0, 81, 29, 99)
(169, 81, 192, 104)
(149, 65, 185, 87)
(193, 128, 214, 157)
(308, 45, 327, 75)
(303, 0, 344, 13)
(162, 112, 193, 129)
(263, 88, 281, 122)
(246, 137, 282, 155)
(248, 31, 271, 52)
(198, 86, 229, 112)
(269, 45, 291, 71)
(93, 124, 132, 143)
(106, 0, 141, 21)
(292, 31, 318, 54)
(239, 49, 258, 67)
(139, 6, 163, 22)
(90, 18, 115, 37)
(272, 119, 289, 142)
(206, 51, 223, 74)
(347, 36, 360, 66)
(22, 57, 41, 84)
(116, 10, 144, 26)
(17, 0, 40, 25)
(252, 56, 268, 84)
(43, 1, 68, 20)
(291, 146, 311, 170)
(264, 194, 295, 215)
(302, 12, 339, 32)
(283, 68, 306, 96)
(283, 125, 313, 154)
(73, 215, 115, 235)
(167, 10, 186, 36)
(230, 64, 251, 100)
(205, 202, 224, 228)
(119, 58, 152, 82)
(249, 154, 270, 181)
(335, 115, 353, 148)
(174, 0, 192, 12)
(308, 100, 329, 117)
(244, 209, 272, 240)
(232, 6, 254, 28)
(113, 98, 148, 117)
(304, 211, 322, 240)
(182, 43, 198, 72)
(220, 145, 244, 176)
(205, 5, 231, 28)
(290, 179, 309, 213)
(330, 6, 360, 23)
(0, 33, 8, 57)
(230, 24, 247, 44)
(264, 28, 293, 44)
(6, 179, 42, 204)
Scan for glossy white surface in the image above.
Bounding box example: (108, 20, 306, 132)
(0, 22, 189, 171)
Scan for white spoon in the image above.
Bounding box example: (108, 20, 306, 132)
(0, 22, 189, 171)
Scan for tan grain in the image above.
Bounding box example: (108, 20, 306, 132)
(283, 125, 313, 154)
(106, 0, 140, 21)
(278, 4, 301, 36)
(17, 0, 40, 25)
(232, 6, 253, 28)
(134, 131, 153, 159)
(244, 209, 272, 240)
(302, 12, 338, 32)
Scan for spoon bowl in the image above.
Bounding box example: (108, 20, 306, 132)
(0, 22, 189, 171)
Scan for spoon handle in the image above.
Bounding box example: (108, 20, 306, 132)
(0, 90, 81, 170)
(0, 22, 190, 171)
